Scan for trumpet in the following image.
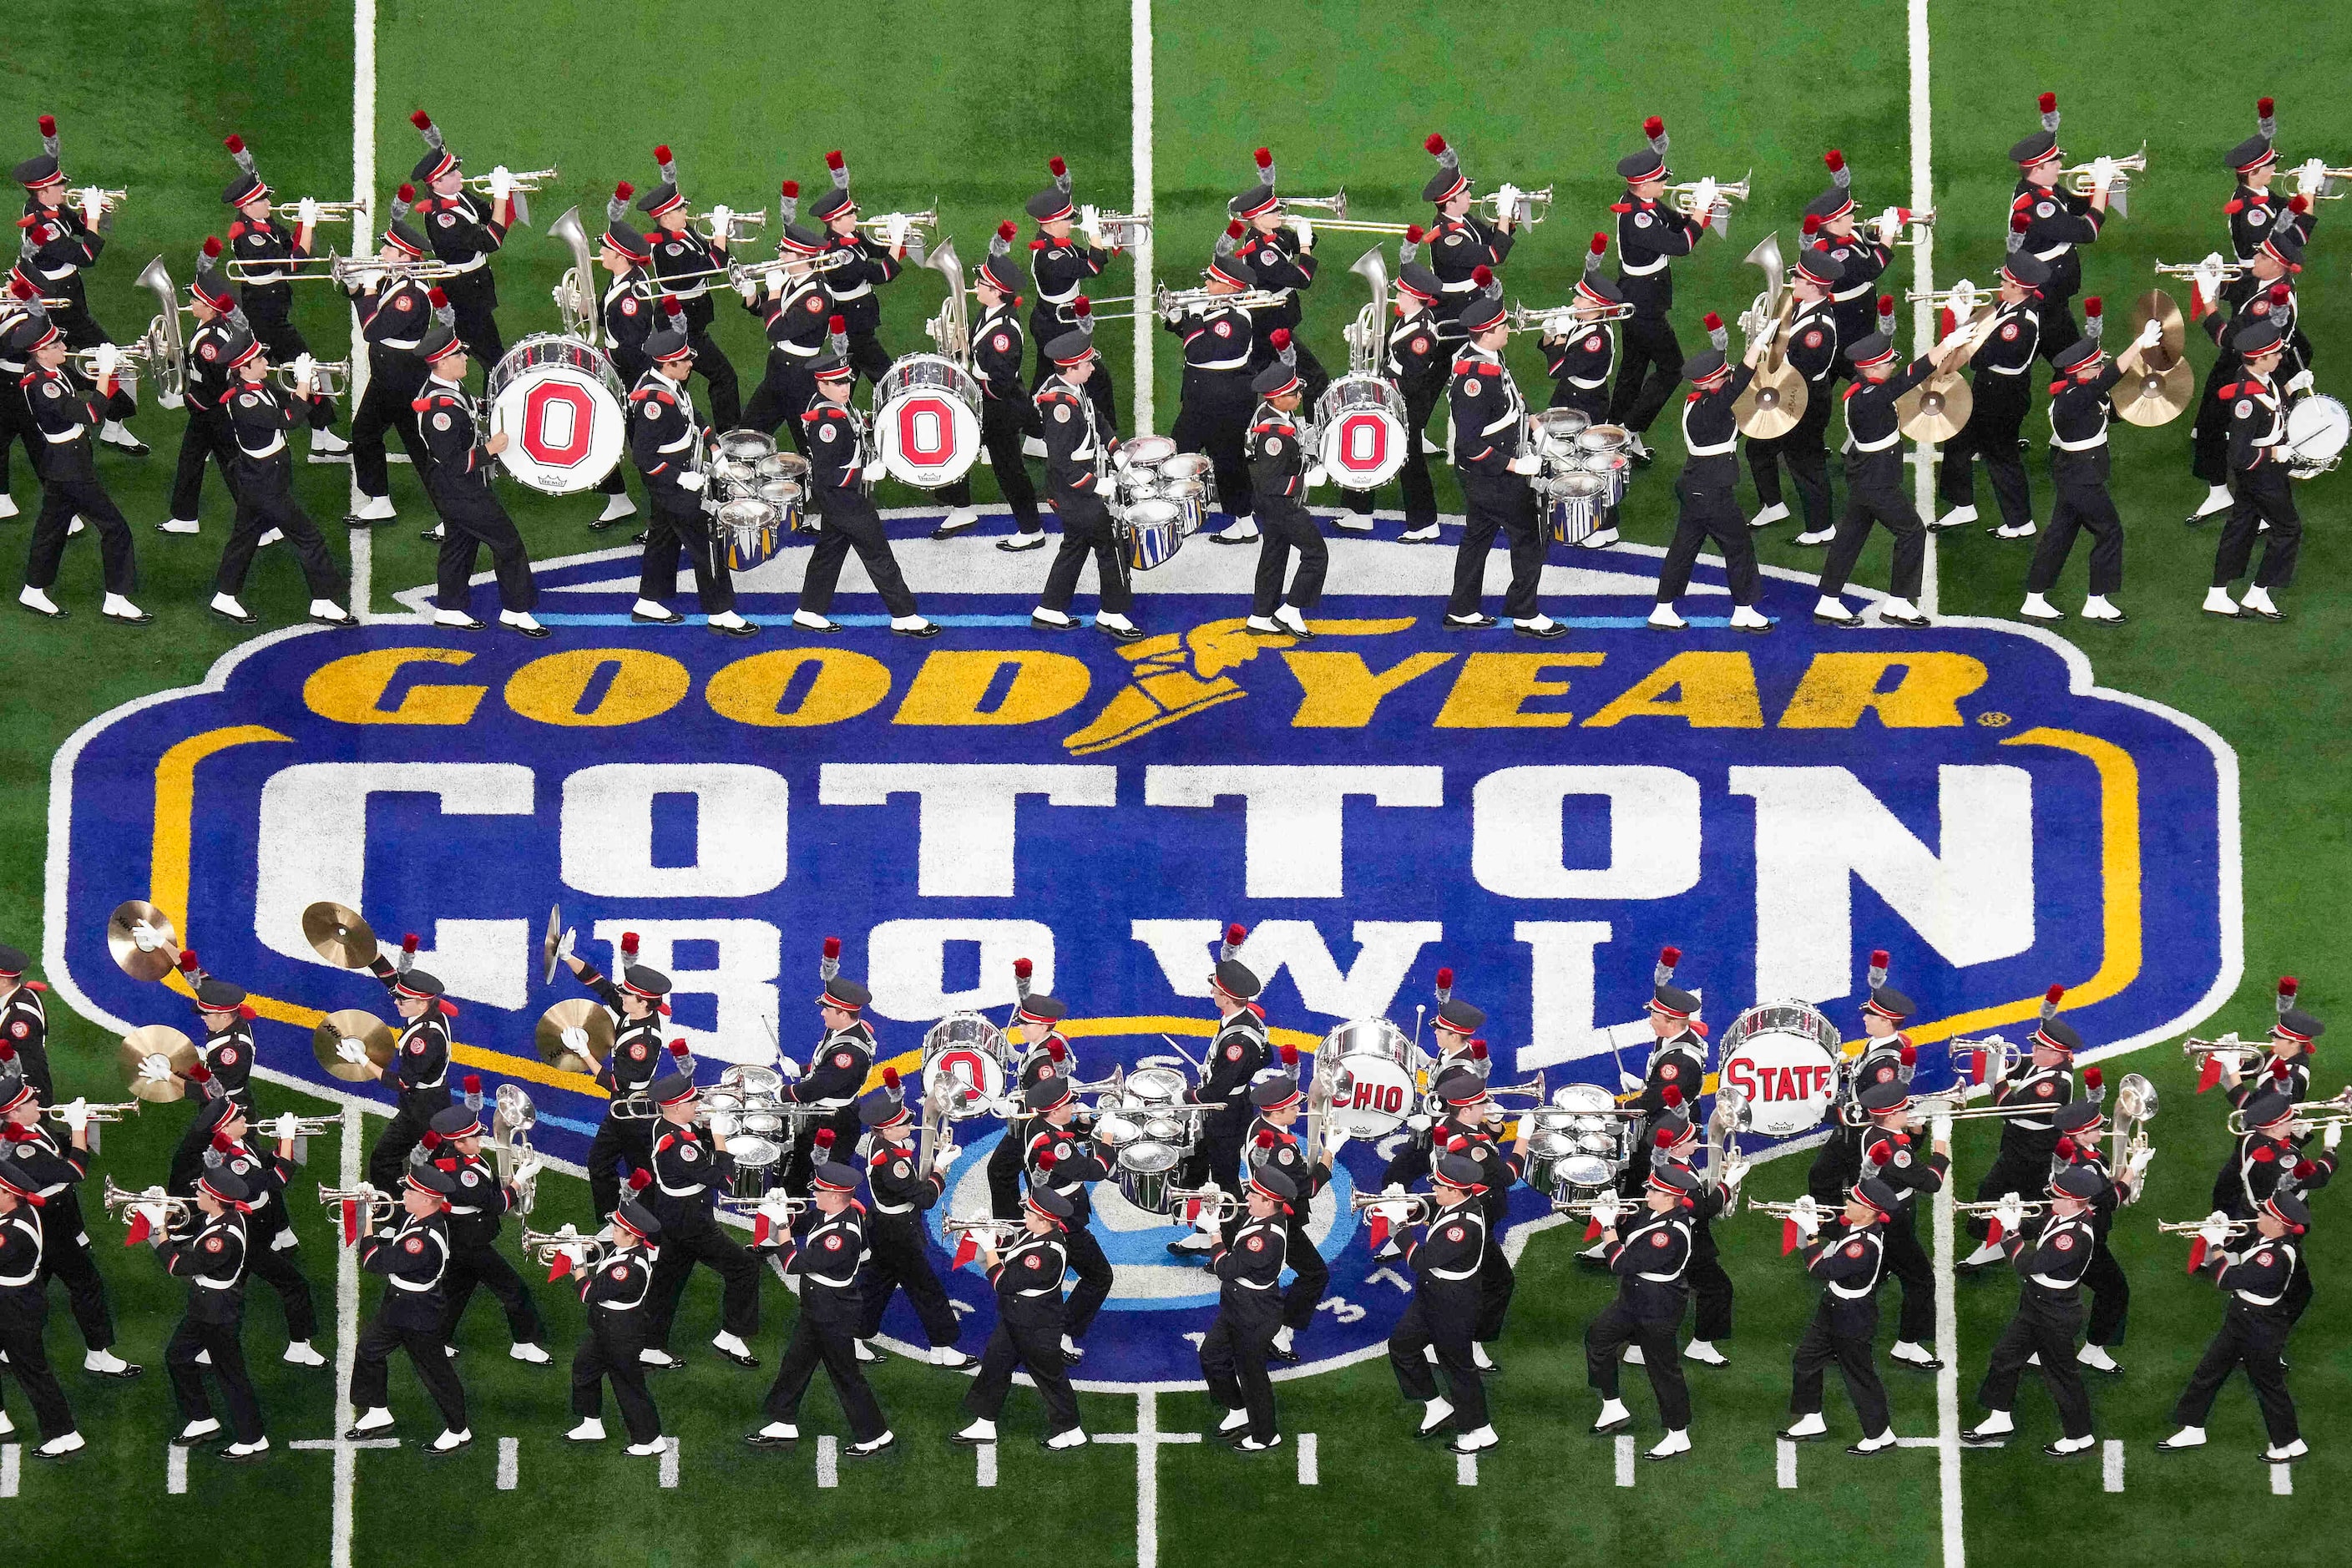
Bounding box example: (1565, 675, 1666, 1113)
(260, 1112, 343, 1140)
(329, 252, 460, 288)
(2153, 259, 2247, 284)
(994, 1068, 1130, 1121)
(284, 199, 371, 224)
(1665, 173, 1751, 235)
(100, 1176, 195, 1222)
(66, 343, 153, 382)
(65, 186, 127, 214)
(2287, 159, 2352, 200)
(274, 358, 352, 397)
(2227, 1091, 2352, 1138)
(1951, 1198, 2050, 1218)
(1166, 1183, 1245, 1223)
(518, 1222, 598, 1266)
(1081, 206, 1152, 246)
(1350, 1190, 1439, 1222)
(857, 208, 938, 247)
(2058, 144, 2148, 210)
(1506, 298, 1636, 334)
(463, 166, 559, 196)
(1741, 1196, 1823, 1221)
(225, 251, 349, 285)
(2156, 1216, 2258, 1239)
(66, 1100, 143, 1125)
(2181, 1033, 2257, 1063)
(1865, 205, 1937, 247)
(690, 206, 766, 244)
(1475, 183, 1554, 227)
(317, 1183, 396, 1233)
(940, 1214, 1028, 1250)
(1550, 1194, 1629, 1220)
(1904, 278, 1989, 313)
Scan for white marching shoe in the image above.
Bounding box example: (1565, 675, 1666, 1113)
(282, 1340, 326, 1367)
(510, 1343, 552, 1364)
(933, 506, 982, 534)
(1749, 502, 1789, 528)
(626, 1437, 669, 1457)
(566, 1418, 606, 1442)
(1684, 1339, 1728, 1366)
(597, 493, 638, 524)
(1220, 1408, 1252, 1434)
(1211, 518, 1260, 544)
(1647, 604, 1687, 630)
(1417, 1398, 1454, 1436)
(2020, 593, 2063, 621)
(2155, 1425, 2205, 1451)
(1931, 503, 1976, 530)
(1646, 1429, 1692, 1461)
(157, 516, 200, 535)
(348, 493, 397, 523)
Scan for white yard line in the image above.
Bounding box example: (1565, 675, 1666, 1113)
(1934, 1161, 1966, 1568)
(976, 1441, 997, 1487)
(348, 0, 377, 617)
(497, 1436, 518, 1490)
(1777, 1437, 1798, 1489)
(168, 1443, 188, 1495)
(1454, 1451, 1476, 1486)
(0, 1444, 15, 1499)
(331, 1103, 362, 1568)
(1129, 0, 1155, 433)
(2102, 1439, 2124, 1493)
(1096, 1390, 1200, 1568)
(1614, 1433, 1636, 1487)
(660, 1435, 680, 1489)
(1297, 1431, 1317, 1485)
(2272, 1463, 2294, 1496)
(817, 1434, 839, 1488)
(1909, 0, 1939, 615)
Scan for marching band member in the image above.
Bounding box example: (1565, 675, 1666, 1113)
(1648, 311, 1772, 633)
(746, 1153, 895, 1458)
(2, 1072, 137, 1378)
(1958, 1166, 2105, 1456)
(553, 929, 680, 1220)
(148, 1166, 268, 1461)
(585, 206, 656, 530)
(561, 1197, 665, 1453)
(1606, 117, 1716, 462)
(0, 277, 46, 520)
(1232, 159, 1328, 406)
(1533, 241, 1629, 547)
(1778, 1176, 1903, 1454)
(1624, 964, 1707, 1201)
(346, 1164, 471, 1453)
(784, 970, 882, 1197)
(1199, 1162, 1298, 1453)
(1171, 227, 1260, 548)
(165, 1099, 324, 1367)
(1031, 318, 1139, 640)
(792, 332, 938, 638)
(213, 333, 354, 626)
(1242, 340, 1325, 639)
(1749, 241, 1840, 543)
(11, 311, 149, 624)
(341, 199, 435, 526)
(2006, 94, 2113, 365)
(346, 950, 456, 1193)
(1242, 1051, 1337, 1362)
(1024, 157, 1121, 431)
(853, 1077, 971, 1368)
(412, 323, 548, 635)
(2211, 1089, 2337, 1227)
(159, 257, 247, 536)
(1444, 276, 1561, 637)
(2212, 997, 2324, 1105)
(739, 213, 834, 454)
(1023, 1075, 1115, 1363)
(989, 979, 1070, 1218)
(1850, 1082, 1950, 1373)
(15, 119, 145, 453)
(2203, 318, 2308, 622)
(218, 134, 346, 462)
(638, 1076, 762, 1371)
(2159, 1189, 2312, 1462)
(1585, 1162, 1702, 1460)
(2019, 309, 2167, 625)
(810, 149, 904, 387)
(1379, 990, 1489, 1192)
(180, 965, 259, 1111)
(1169, 954, 1271, 1257)
(1419, 134, 1517, 304)
(406, 112, 511, 368)
(1931, 249, 2049, 539)
(1651, 1106, 1733, 1366)
(2221, 101, 2314, 267)
(627, 311, 753, 635)
(1448, 1071, 1528, 1373)
(936, 228, 1043, 544)
(0, 1160, 83, 1459)
(1386, 1143, 1496, 1454)
(0, 943, 55, 1103)
(640, 145, 742, 430)
(1807, 978, 1915, 1206)
(426, 1097, 550, 1365)
(1804, 154, 1894, 367)
(1373, 243, 1454, 544)
(2188, 230, 2312, 531)
(2048, 1095, 2141, 1374)
(953, 1184, 1088, 1451)
(1959, 1009, 2078, 1269)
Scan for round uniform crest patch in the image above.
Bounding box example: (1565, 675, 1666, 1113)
(820, 425, 837, 440)
(218, 1046, 237, 1065)
(2257, 1250, 2274, 1265)
(408, 1039, 425, 1054)
(1054, 406, 1070, 422)
(1635, 212, 1653, 229)
(1894, 1151, 1912, 1168)
(1446, 1226, 1464, 1242)
(621, 299, 638, 316)
(2053, 1233, 2074, 1250)
(825, 1234, 842, 1250)
(1247, 1235, 1264, 1251)
(205, 1236, 223, 1252)
(610, 1266, 628, 1280)
(2001, 323, 2019, 340)
(1651, 1232, 1670, 1247)
(432, 412, 450, 431)
(1226, 1044, 1243, 1061)
(2236, 401, 2253, 417)
(1024, 1254, 1042, 1269)
(461, 1171, 479, 1186)
(404, 1237, 423, 1253)
(1463, 376, 1481, 395)
(1410, 336, 1429, 354)
(2253, 301, 2271, 316)
(1803, 331, 1823, 347)
(200, 343, 218, 361)
(438, 213, 457, 227)
(833, 1052, 854, 1069)
(2034, 1081, 2053, 1097)
(1662, 1063, 1679, 1080)
(1265, 438, 1282, 455)
(1845, 1242, 1865, 1257)
(2036, 201, 2056, 218)
(893, 1160, 911, 1177)
(630, 1043, 648, 1060)
(2249, 209, 2269, 227)
(10, 1021, 31, 1040)
(992, 334, 1010, 352)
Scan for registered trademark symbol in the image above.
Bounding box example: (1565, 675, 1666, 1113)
(1975, 711, 2011, 728)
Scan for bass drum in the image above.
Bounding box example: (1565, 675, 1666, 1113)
(1314, 373, 1409, 489)
(486, 333, 626, 494)
(923, 1012, 1009, 1120)
(1717, 999, 1842, 1138)
(1328, 1051, 1419, 1140)
(873, 354, 983, 488)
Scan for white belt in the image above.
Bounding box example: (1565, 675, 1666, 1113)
(1853, 429, 1903, 453)
(656, 432, 695, 453)
(774, 341, 820, 359)
(240, 435, 287, 460)
(830, 282, 873, 301)
(2008, 1118, 2054, 1131)
(1833, 282, 1874, 302)
(2051, 430, 2107, 453)
(664, 281, 710, 301)
(1478, 412, 1519, 437)
(1439, 278, 1479, 295)
(195, 1273, 241, 1291)
(2032, 245, 2071, 262)
(240, 271, 289, 286)
(1192, 353, 1249, 372)
(34, 263, 78, 282)
(1637, 1269, 1685, 1283)
(0, 1268, 37, 1287)
(42, 426, 83, 444)
(1565, 372, 1609, 390)
(390, 1273, 442, 1292)
(1234, 1277, 1277, 1291)
(872, 1201, 913, 1216)
(1039, 283, 1080, 305)
(437, 255, 487, 276)
(658, 1182, 708, 1199)
(598, 1296, 645, 1312)
(406, 1074, 447, 1090)
(1619, 254, 1669, 276)
(1828, 1279, 1877, 1299)
(1429, 1264, 1479, 1281)
(377, 336, 421, 351)
(1988, 362, 2031, 376)
(1013, 1285, 1059, 1297)
(2235, 1289, 2287, 1308)
(804, 1271, 858, 1290)
(1686, 435, 1737, 457)
(2028, 1273, 2080, 1291)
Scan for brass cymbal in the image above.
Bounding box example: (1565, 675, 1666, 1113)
(1734, 362, 1809, 439)
(2115, 357, 2194, 427)
(302, 902, 379, 970)
(312, 1009, 397, 1082)
(542, 903, 563, 987)
(107, 899, 180, 983)
(537, 998, 613, 1075)
(117, 1024, 197, 1103)
(1896, 372, 1973, 443)
(2130, 287, 2186, 364)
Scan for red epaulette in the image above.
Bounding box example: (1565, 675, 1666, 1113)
(867, 1146, 889, 1166)
(1842, 382, 1863, 400)
(1608, 201, 1633, 214)
(16, 372, 33, 388)
(627, 386, 675, 407)
(1451, 357, 1486, 375)
(2010, 192, 2034, 210)
(2223, 200, 2245, 215)
(2217, 382, 2240, 400)
(227, 220, 248, 240)
(2047, 381, 2068, 397)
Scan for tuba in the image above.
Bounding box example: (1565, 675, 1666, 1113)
(923, 238, 970, 366)
(135, 256, 188, 406)
(547, 205, 599, 341)
(1734, 230, 1807, 438)
(1343, 245, 1391, 378)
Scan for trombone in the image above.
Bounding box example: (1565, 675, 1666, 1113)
(1865, 206, 1937, 247)
(99, 1176, 195, 1222)
(2227, 1090, 2352, 1138)
(672, 247, 859, 299)
(1130, 282, 1292, 321)
(329, 252, 460, 287)
(1270, 192, 1414, 237)
(1908, 1095, 2064, 1123)
(1506, 298, 1636, 334)
(273, 359, 352, 397)
(225, 251, 349, 285)
(1476, 184, 1554, 227)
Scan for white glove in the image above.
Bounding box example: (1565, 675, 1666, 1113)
(2297, 160, 2327, 199)
(1721, 1154, 1751, 1191)
(81, 189, 105, 228)
(273, 1113, 299, 1143)
(1079, 204, 1100, 243)
(708, 204, 732, 240)
(774, 1056, 802, 1080)
(1290, 216, 1314, 250)
(883, 214, 908, 251)
(1931, 1110, 1953, 1144)
(1403, 1113, 1430, 1134)
(677, 469, 706, 493)
(510, 1155, 543, 1188)
(158, 390, 184, 411)
(296, 196, 320, 230)
(2089, 156, 2116, 195)
(291, 352, 316, 394)
(488, 165, 514, 204)
(553, 926, 576, 964)
(559, 1026, 590, 1055)
(1495, 184, 1522, 223)
(138, 1053, 175, 1085)
(335, 1039, 367, 1065)
(1790, 1194, 1822, 1239)
(2127, 1146, 2155, 1181)
(1690, 177, 1718, 220)
(2327, 1120, 2343, 1152)
(759, 1193, 794, 1231)
(1192, 1186, 1224, 1233)
(1589, 1194, 1621, 1231)
(559, 1242, 589, 1271)
(2198, 1213, 2228, 1249)
(739, 280, 761, 307)
(933, 1145, 959, 1176)
(2288, 369, 2315, 396)
(1507, 453, 1542, 476)
(1936, 326, 1972, 356)
(92, 342, 119, 382)
(129, 918, 162, 953)
(2136, 320, 2163, 351)
(1995, 1192, 2026, 1235)
(136, 1201, 169, 1235)
(59, 1098, 89, 1135)
(1323, 1124, 1351, 1157)
(1545, 311, 1573, 338)
(1303, 463, 1328, 488)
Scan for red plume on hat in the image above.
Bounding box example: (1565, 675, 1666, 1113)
(1589, 231, 1607, 256)
(1255, 1128, 1277, 1149)
(814, 1128, 835, 1151)
(628, 1168, 651, 1192)
(1221, 923, 1247, 962)
(1803, 214, 1823, 238)
(882, 1065, 902, 1091)
(1469, 1039, 1488, 1061)
(2041, 984, 2065, 1021)
(1045, 1038, 1067, 1063)
(202, 235, 225, 260)
(1652, 1126, 1676, 1149)
(1471, 264, 1493, 290)
(1868, 1141, 1892, 1166)
(1280, 1043, 1298, 1068)
(819, 934, 842, 983)
(2038, 91, 2060, 134)
(2279, 975, 2300, 1013)
(2084, 1066, 2104, 1094)
(1867, 948, 1890, 989)
(1434, 966, 1454, 1003)
(1656, 946, 1681, 985)
(1012, 956, 1034, 1000)
(1662, 1085, 1682, 1110)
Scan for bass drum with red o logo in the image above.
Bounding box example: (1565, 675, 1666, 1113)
(1716, 999, 1843, 1138)
(920, 1010, 1009, 1120)
(485, 333, 626, 494)
(1322, 1017, 1419, 1139)
(873, 354, 983, 488)
(1313, 374, 1409, 490)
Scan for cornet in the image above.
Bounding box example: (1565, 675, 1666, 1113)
(857, 208, 938, 246)
(67, 343, 152, 381)
(518, 1222, 596, 1266)
(1550, 1194, 1627, 1220)
(2156, 1216, 2257, 1239)
(2288, 159, 2352, 200)
(2182, 1032, 2257, 1063)
(100, 1175, 194, 1222)
(1742, 1197, 1822, 1221)
(463, 166, 559, 196)
(274, 359, 352, 397)
(1905, 278, 1988, 313)
(1665, 173, 1752, 230)
(2058, 144, 2148, 205)
(1951, 1198, 2050, 1218)
(66, 186, 126, 213)
(1475, 184, 1554, 227)
(2154, 259, 2246, 284)
(1506, 299, 1635, 334)
(68, 1100, 143, 1125)
(690, 206, 766, 243)
(1866, 206, 1936, 247)
(1077, 205, 1151, 246)
(260, 1113, 343, 1140)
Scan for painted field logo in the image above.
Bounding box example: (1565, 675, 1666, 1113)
(46, 564, 2238, 1385)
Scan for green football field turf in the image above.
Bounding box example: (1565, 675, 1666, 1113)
(1, 3, 2346, 1564)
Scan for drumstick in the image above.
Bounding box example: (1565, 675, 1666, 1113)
(1158, 1034, 1208, 1075)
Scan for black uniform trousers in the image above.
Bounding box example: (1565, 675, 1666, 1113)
(170, 404, 242, 521)
(1749, 397, 1835, 534)
(27, 474, 137, 594)
(938, 396, 1043, 534)
(1687, 1224, 1733, 1342)
(1250, 501, 1326, 617)
(427, 479, 538, 615)
(685, 325, 741, 432)
(742, 359, 817, 455)
(1976, 1290, 2092, 1436)
(586, 1113, 655, 1222)
(219, 461, 345, 601)
(2188, 367, 2233, 488)
(966, 1293, 1081, 1434)
(1966, 1146, 2047, 1242)
(247, 1226, 320, 1340)
(2036, 296, 2081, 367)
(350, 366, 428, 499)
(1448, 471, 1545, 620)
(1474, 1246, 1516, 1343)
(1201, 1288, 1282, 1440)
(1817, 448, 1925, 602)
(2172, 1305, 2297, 1446)
(1170, 370, 1254, 523)
(1807, 1129, 1862, 1208)
(857, 1216, 960, 1348)
(986, 1130, 1025, 1220)
(2026, 448, 2123, 595)
(1389, 1281, 1488, 1429)
(442, 1238, 545, 1347)
(1586, 1296, 1692, 1429)
(1937, 376, 2033, 529)
(1884, 1206, 1936, 1347)
(1281, 1218, 1328, 1333)
(572, 1310, 660, 1443)
(0, 1299, 77, 1440)
(1657, 479, 1762, 607)
(365, 1090, 451, 1195)
(1789, 1296, 1890, 1434)
(639, 494, 736, 615)
(1061, 1222, 1114, 1342)
(0, 384, 43, 495)
(1179, 1117, 1247, 1204)
(37, 1195, 118, 1350)
(1609, 315, 1686, 435)
(1380, 385, 1444, 526)
(844, 332, 893, 392)
(764, 1282, 888, 1442)
(245, 309, 312, 370)
(2211, 466, 2301, 589)
(644, 1210, 761, 1348)
(441, 273, 503, 371)
(1038, 494, 1132, 615)
(166, 1311, 265, 1443)
(352, 1313, 468, 1429)
(800, 491, 918, 619)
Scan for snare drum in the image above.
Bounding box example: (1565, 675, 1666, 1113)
(1093, 1113, 1141, 1167)
(726, 1136, 782, 1201)
(1530, 407, 1593, 462)
(874, 354, 984, 487)
(1581, 449, 1630, 506)
(716, 497, 784, 572)
(485, 333, 627, 494)
(1122, 1066, 1190, 1111)
(1123, 498, 1186, 570)
(1115, 1141, 1181, 1216)
(716, 429, 777, 463)
(718, 1065, 785, 1099)
(1116, 434, 1177, 474)
(1523, 1130, 1577, 1196)
(1541, 469, 1608, 545)
(2286, 392, 2349, 478)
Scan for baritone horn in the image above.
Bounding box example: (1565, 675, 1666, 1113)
(547, 205, 599, 341)
(135, 255, 188, 404)
(921, 239, 969, 365)
(1342, 245, 1391, 376)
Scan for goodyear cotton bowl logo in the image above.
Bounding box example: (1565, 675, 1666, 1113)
(46, 539, 2238, 1384)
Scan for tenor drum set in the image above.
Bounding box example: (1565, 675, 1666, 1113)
(1112, 436, 1213, 571)
(1527, 409, 1630, 545)
(1098, 1063, 1203, 1216)
(1524, 1083, 1637, 1200)
(704, 430, 812, 571)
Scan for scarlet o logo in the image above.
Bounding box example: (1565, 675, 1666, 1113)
(521, 382, 597, 468)
(1336, 412, 1390, 472)
(896, 395, 954, 464)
